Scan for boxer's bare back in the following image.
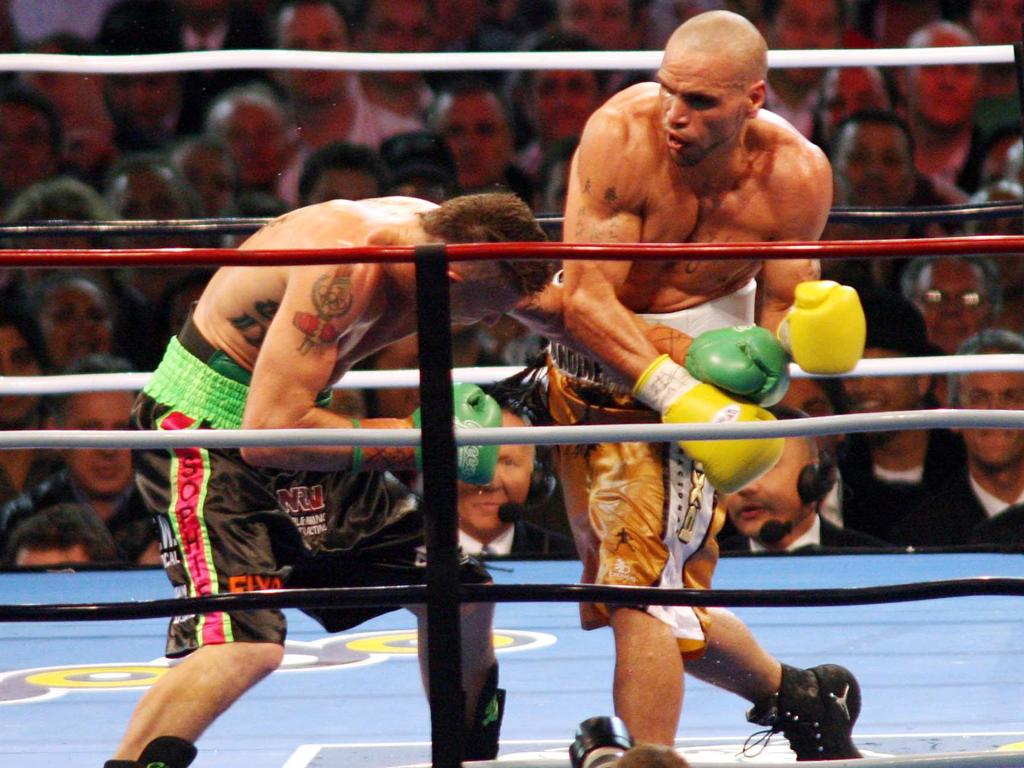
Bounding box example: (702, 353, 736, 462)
(191, 197, 437, 378)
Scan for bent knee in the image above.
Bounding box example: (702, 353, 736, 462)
(247, 641, 286, 673)
(205, 641, 285, 676)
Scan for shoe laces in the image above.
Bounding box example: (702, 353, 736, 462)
(740, 726, 776, 758)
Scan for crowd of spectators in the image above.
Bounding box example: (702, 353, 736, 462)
(2, 0, 1024, 568)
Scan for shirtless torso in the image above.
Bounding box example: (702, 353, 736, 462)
(193, 196, 436, 380)
(182, 195, 525, 471)
(557, 81, 833, 381)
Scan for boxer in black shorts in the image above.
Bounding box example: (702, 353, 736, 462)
(105, 193, 551, 768)
(132, 325, 492, 654)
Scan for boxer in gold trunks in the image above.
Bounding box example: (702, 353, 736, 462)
(512, 10, 866, 761)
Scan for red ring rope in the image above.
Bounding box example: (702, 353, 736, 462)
(0, 234, 1021, 267)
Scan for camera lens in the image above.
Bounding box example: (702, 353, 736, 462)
(569, 716, 634, 768)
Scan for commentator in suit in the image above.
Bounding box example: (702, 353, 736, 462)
(719, 406, 889, 553)
(457, 410, 575, 558)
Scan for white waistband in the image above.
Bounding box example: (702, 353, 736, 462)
(637, 279, 757, 336)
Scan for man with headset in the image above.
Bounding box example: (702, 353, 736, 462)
(720, 406, 889, 553)
(456, 408, 575, 558)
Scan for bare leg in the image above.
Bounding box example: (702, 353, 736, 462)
(111, 642, 284, 760)
(610, 607, 683, 745)
(686, 608, 781, 702)
(411, 601, 497, 727)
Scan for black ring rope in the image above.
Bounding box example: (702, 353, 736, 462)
(1, 577, 1022, 623)
(0, 201, 1020, 241)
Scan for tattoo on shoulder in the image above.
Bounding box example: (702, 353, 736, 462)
(229, 299, 280, 349)
(573, 205, 587, 239)
(292, 274, 354, 353)
(583, 178, 591, 194)
(603, 187, 617, 203)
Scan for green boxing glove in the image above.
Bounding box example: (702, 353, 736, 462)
(413, 382, 502, 485)
(684, 325, 790, 406)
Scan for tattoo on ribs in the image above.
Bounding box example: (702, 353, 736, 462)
(293, 274, 354, 353)
(229, 299, 280, 348)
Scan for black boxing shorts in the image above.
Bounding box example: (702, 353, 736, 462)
(134, 330, 488, 658)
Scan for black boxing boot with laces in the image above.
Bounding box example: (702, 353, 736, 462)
(745, 664, 862, 761)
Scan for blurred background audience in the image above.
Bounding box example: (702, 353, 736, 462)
(3, 0, 1024, 567)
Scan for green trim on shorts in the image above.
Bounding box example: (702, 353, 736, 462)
(145, 337, 251, 429)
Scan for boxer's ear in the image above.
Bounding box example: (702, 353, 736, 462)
(748, 80, 766, 115)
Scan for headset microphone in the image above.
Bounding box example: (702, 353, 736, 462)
(756, 519, 794, 545)
(498, 502, 526, 524)
(498, 473, 556, 523)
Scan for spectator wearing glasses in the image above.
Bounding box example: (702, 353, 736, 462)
(889, 329, 1024, 547)
(900, 256, 1002, 356)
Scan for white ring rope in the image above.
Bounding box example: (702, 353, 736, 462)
(0, 355, 1021, 395)
(2, 410, 1023, 450)
(0, 45, 1012, 75)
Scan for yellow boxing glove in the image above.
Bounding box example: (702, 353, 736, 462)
(633, 355, 784, 493)
(777, 280, 866, 374)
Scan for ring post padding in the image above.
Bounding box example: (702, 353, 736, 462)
(414, 242, 464, 768)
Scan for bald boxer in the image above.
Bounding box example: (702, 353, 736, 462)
(512, 10, 865, 761)
(106, 193, 551, 767)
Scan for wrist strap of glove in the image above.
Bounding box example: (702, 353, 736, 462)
(350, 418, 363, 473)
(632, 354, 699, 413)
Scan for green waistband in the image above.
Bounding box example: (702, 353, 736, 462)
(145, 337, 250, 429)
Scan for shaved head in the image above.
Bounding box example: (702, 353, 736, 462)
(663, 10, 767, 87)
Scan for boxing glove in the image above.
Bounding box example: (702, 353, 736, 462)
(776, 280, 865, 374)
(413, 382, 502, 485)
(634, 355, 784, 493)
(685, 325, 790, 406)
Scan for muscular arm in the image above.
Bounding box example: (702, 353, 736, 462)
(509, 282, 566, 340)
(759, 139, 833, 331)
(760, 259, 820, 332)
(559, 111, 683, 384)
(241, 264, 414, 472)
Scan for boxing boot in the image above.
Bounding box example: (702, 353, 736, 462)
(103, 736, 198, 768)
(746, 664, 862, 761)
(464, 663, 506, 761)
